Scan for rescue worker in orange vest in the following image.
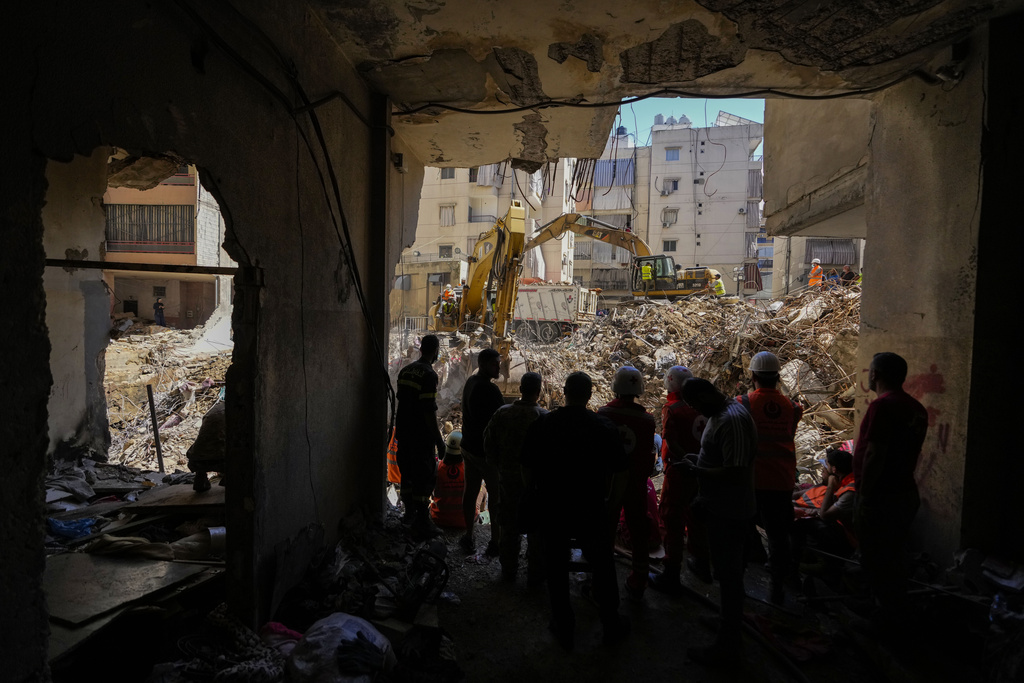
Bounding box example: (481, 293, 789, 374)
(737, 351, 803, 604)
(598, 366, 657, 599)
(441, 284, 456, 323)
(430, 431, 467, 528)
(792, 448, 858, 566)
(808, 258, 823, 288)
(651, 366, 711, 594)
(484, 371, 547, 583)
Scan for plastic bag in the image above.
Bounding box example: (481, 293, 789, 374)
(288, 613, 396, 683)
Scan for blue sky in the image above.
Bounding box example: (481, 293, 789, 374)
(612, 97, 765, 146)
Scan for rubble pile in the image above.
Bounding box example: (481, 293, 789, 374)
(105, 327, 229, 471)
(518, 288, 862, 479)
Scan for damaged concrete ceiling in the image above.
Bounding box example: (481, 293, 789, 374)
(307, 0, 1019, 168)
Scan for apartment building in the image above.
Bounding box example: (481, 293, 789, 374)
(647, 111, 766, 297)
(103, 163, 234, 328)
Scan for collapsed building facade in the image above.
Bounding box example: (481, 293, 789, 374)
(3, 1, 1022, 677)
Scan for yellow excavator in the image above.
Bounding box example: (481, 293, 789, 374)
(522, 214, 722, 299)
(428, 206, 723, 372)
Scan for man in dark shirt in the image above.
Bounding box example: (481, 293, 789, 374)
(522, 372, 629, 650)
(839, 264, 857, 286)
(153, 297, 166, 326)
(676, 378, 758, 665)
(854, 351, 928, 619)
(396, 335, 445, 540)
(459, 348, 506, 555)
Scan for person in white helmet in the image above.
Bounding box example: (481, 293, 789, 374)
(808, 258, 823, 288)
(737, 351, 803, 604)
(598, 366, 656, 599)
(651, 366, 711, 593)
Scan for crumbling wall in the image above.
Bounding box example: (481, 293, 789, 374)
(41, 150, 112, 458)
(2, 2, 414, 668)
(859, 31, 986, 565)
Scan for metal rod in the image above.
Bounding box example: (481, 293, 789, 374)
(147, 384, 166, 474)
(46, 259, 238, 275)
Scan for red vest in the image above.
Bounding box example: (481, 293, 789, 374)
(386, 429, 401, 484)
(662, 394, 705, 465)
(737, 389, 802, 491)
(598, 399, 656, 481)
(430, 461, 466, 528)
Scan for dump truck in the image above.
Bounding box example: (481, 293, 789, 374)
(512, 282, 599, 342)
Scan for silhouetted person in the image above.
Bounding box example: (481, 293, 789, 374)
(522, 372, 629, 650)
(854, 352, 927, 624)
(395, 335, 445, 541)
(459, 348, 505, 555)
(676, 378, 757, 665)
(598, 366, 656, 598)
(484, 371, 547, 583)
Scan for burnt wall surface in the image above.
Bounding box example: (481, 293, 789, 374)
(1, 1, 406, 674)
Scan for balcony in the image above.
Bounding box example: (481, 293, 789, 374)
(106, 240, 195, 254)
(469, 214, 497, 224)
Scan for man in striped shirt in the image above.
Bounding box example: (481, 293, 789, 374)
(676, 378, 758, 666)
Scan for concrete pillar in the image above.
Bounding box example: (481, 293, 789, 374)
(859, 31, 985, 563)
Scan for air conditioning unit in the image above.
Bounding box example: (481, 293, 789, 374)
(661, 190, 670, 196)
(694, 178, 705, 185)
(662, 221, 670, 228)
(738, 208, 746, 214)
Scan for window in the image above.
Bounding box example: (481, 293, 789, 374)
(105, 204, 195, 253)
(666, 178, 679, 192)
(438, 245, 453, 259)
(469, 167, 478, 183)
(393, 274, 412, 291)
(153, 286, 166, 297)
(666, 148, 680, 161)
(663, 240, 677, 252)
(427, 272, 450, 286)
(662, 208, 679, 226)
(439, 204, 456, 227)
(440, 167, 455, 180)
(466, 236, 478, 256)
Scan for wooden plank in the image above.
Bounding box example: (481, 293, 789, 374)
(48, 500, 128, 522)
(124, 483, 224, 512)
(44, 554, 207, 625)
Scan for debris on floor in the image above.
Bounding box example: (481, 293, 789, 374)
(105, 321, 230, 471)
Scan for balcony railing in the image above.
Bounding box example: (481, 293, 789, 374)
(106, 240, 195, 254)
(469, 214, 497, 224)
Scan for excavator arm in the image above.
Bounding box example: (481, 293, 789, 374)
(523, 213, 653, 257)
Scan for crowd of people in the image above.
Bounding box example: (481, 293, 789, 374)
(393, 336, 928, 662)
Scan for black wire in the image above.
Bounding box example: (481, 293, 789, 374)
(295, 128, 321, 524)
(394, 76, 922, 117)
